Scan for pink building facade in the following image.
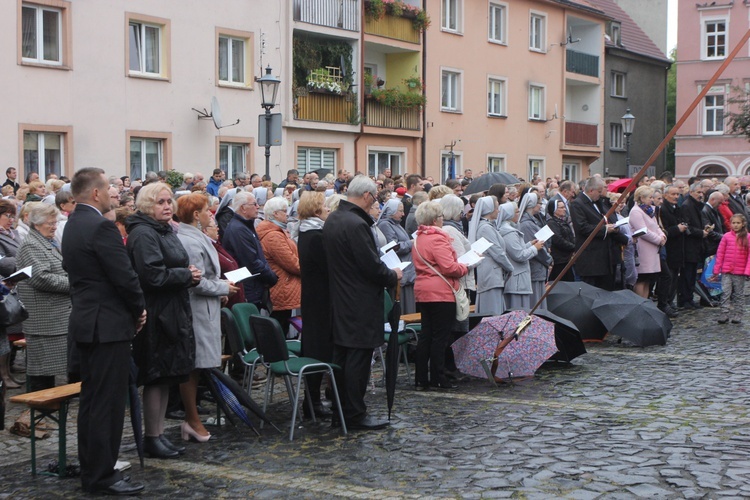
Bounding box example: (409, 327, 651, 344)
(675, 2, 750, 180)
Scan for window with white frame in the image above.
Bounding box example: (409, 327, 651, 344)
(297, 147, 336, 174)
(611, 72, 626, 98)
(487, 155, 506, 173)
(489, 3, 506, 44)
(21, 3, 62, 65)
(562, 163, 579, 182)
(368, 151, 402, 178)
(704, 92, 725, 134)
(528, 158, 544, 180)
(441, 153, 462, 183)
(704, 19, 727, 59)
(529, 12, 546, 51)
(130, 138, 163, 180)
(441, 70, 461, 112)
(23, 131, 64, 182)
(128, 20, 162, 76)
(219, 143, 246, 179)
(610, 22, 621, 46)
(488, 78, 506, 116)
(442, 0, 460, 32)
(610, 123, 624, 150)
(528, 84, 544, 120)
(218, 36, 245, 84)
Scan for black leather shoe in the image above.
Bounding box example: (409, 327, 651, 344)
(93, 479, 145, 496)
(431, 381, 458, 390)
(144, 436, 179, 459)
(414, 384, 430, 392)
(303, 401, 333, 419)
(347, 415, 390, 431)
(159, 434, 185, 454)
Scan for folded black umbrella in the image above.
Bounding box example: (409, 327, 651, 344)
(546, 281, 608, 340)
(591, 290, 671, 347)
(203, 368, 279, 434)
(385, 297, 401, 421)
(462, 172, 521, 195)
(534, 309, 587, 362)
(128, 358, 144, 468)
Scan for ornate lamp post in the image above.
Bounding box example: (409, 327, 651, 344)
(258, 65, 281, 180)
(621, 108, 636, 175)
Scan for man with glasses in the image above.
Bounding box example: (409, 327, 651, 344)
(222, 191, 278, 310)
(323, 175, 402, 431)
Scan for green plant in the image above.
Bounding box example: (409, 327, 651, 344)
(412, 9, 431, 32)
(371, 87, 426, 109)
(403, 75, 423, 92)
(292, 35, 353, 90)
(365, 0, 386, 21)
(166, 170, 184, 190)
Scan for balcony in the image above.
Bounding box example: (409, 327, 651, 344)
(566, 49, 599, 78)
(293, 0, 359, 32)
(365, 14, 420, 44)
(294, 91, 357, 125)
(565, 121, 598, 147)
(364, 98, 420, 130)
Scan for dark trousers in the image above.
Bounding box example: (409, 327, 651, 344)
(549, 262, 574, 282)
(77, 341, 130, 492)
(332, 345, 372, 422)
(679, 262, 698, 305)
(668, 266, 682, 305)
(581, 273, 614, 291)
(27, 375, 55, 393)
(270, 309, 293, 338)
(656, 259, 673, 308)
(416, 302, 455, 386)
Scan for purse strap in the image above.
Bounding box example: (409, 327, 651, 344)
(413, 235, 459, 294)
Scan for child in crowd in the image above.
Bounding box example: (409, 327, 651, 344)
(714, 214, 750, 324)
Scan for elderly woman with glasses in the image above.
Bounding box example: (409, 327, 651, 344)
(257, 196, 302, 335)
(413, 201, 468, 390)
(16, 204, 71, 392)
(377, 199, 416, 313)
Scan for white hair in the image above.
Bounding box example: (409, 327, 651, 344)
(264, 197, 288, 221)
(232, 190, 254, 210)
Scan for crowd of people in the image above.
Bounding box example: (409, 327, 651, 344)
(1, 163, 748, 495)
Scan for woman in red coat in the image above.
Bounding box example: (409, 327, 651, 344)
(412, 201, 468, 390)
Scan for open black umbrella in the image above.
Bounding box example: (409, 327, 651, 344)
(546, 281, 608, 340)
(533, 309, 587, 363)
(591, 290, 672, 347)
(203, 368, 279, 434)
(462, 172, 521, 195)
(127, 357, 144, 468)
(385, 290, 401, 421)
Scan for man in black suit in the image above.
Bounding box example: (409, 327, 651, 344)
(2, 167, 19, 194)
(702, 191, 725, 258)
(725, 176, 747, 216)
(679, 182, 709, 308)
(62, 168, 147, 496)
(569, 177, 627, 290)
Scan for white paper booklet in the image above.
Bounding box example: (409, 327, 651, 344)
(471, 237, 493, 255)
(380, 250, 412, 271)
(224, 267, 256, 283)
(614, 217, 630, 227)
(458, 251, 483, 266)
(380, 241, 398, 254)
(534, 225, 554, 243)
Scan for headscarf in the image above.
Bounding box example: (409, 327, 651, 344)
(468, 196, 496, 243)
(217, 187, 239, 213)
(498, 202, 516, 227)
(252, 187, 268, 206)
(287, 199, 300, 218)
(274, 188, 284, 198)
(377, 199, 401, 224)
(518, 192, 538, 217)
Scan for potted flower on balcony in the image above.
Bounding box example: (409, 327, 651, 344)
(403, 75, 423, 92)
(307, 68, 344, 95)
(371, 87, 426, 109)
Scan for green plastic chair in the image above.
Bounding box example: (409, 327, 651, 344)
(379, 292, 414, 380)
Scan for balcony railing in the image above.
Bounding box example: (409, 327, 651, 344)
(293, 0, 359, 32)
(364, 98, 421, 130)
(295, 91, 357, 125)
(565, 121, 598, 147)
(566, 49, 599, 78)
(365, 14, 420, 44)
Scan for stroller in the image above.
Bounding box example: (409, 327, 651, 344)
(697, 255, 721, 307)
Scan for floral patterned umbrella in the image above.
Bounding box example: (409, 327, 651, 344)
(451, 317, 506, 379)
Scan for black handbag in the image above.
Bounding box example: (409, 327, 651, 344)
(0, 290, 29, 327)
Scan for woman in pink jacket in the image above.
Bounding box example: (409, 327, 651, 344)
(629, 186, 667, 298)
(714, 214, 750, 324)
(412, 201, 468, 390)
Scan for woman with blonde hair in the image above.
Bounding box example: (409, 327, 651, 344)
(428, 185, 452, 201)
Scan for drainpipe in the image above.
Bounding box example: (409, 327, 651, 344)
(354, 3, 365, 174)
(420, 0, 427, 177)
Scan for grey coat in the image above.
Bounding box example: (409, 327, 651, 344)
(377, 217, 415, 285)
(498, 223, 538, 295)
(475, 219, 514, 292)
(518, 213, 553, 282)
(0, 229, 21, 277)
(177, 223, 229, 369)
(16, 228, 71, 337)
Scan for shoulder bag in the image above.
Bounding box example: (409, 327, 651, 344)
(413, 236, 470, 321)
(0, 288, 28, 327)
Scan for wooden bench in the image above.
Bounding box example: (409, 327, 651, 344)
(10, 382, 81, 477)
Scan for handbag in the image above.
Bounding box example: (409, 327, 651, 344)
(413, 237, 470, 321)
(0, 289, 28, 327)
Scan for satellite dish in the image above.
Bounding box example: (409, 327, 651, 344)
(211, 96, 223, 129)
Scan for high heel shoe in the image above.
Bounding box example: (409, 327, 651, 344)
(181, 421, 211, 443)
(144, 436, 179, 459)
(159, 434, 185, 454)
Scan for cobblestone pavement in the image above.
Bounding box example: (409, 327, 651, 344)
(2, 304, 750, 498)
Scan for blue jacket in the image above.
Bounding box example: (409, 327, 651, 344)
(221, 213, 278, 305)
(206, 177, 223, 197)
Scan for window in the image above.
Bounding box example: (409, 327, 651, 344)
(130, 138, 163, 180)
(219, 143, 246, 179)
(441, 153, 462, 183)
(610, 22, 621, 46)
(529, 12, 546, 52)
(487, 155, 506, 173)
(23, 131, 65, 182)
(217, 29, 254, 88)
(704, 20, 727, 59)
(488, 77, 506, 117)
(611, 72, 626, 98)
(528, 158, 544, 180)
(528, 84, 545, 120)
(489, 3, 506, 44)
(19, 1, 70, 67)
(704, 93, 725, 134)
(442, 0, 460, 32)
(563, 163, 579, 182)
(610, 123, 624, 150)
(126, 13, 170, 79)
(368, 152, 402, 178)
(297, 147, 336, 174)
(441, 69, 462, 112)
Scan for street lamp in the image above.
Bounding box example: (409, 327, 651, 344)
(258, 65, 281, 180)
(621, 108, 635, 175)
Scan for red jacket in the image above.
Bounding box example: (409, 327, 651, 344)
(714, 231, 750, 276)
(256, 220, 301, 310)
(413, 226, 468, 303)
(719, 201, 733, 232)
